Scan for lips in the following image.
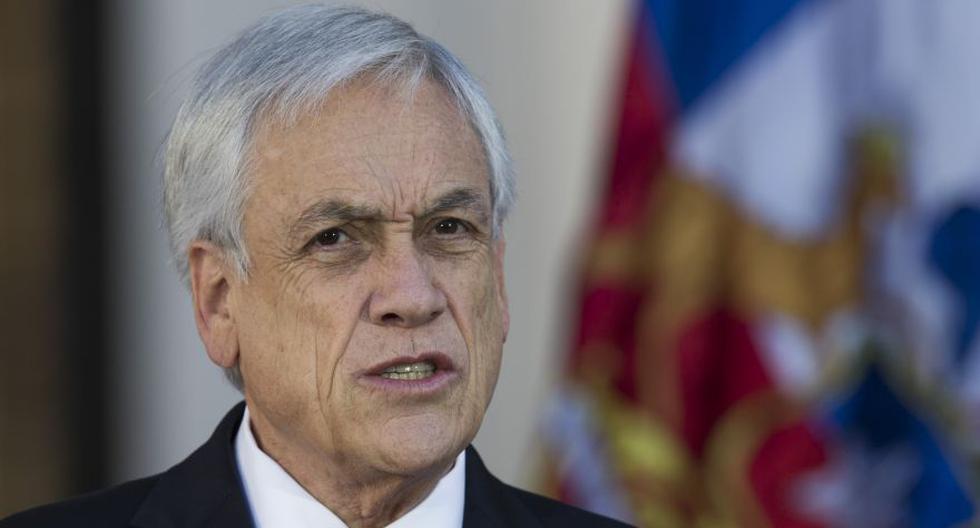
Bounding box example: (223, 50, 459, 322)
(358, 352, 461, 394)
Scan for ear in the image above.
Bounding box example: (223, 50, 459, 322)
(188, 241, 240, 369)
(492, 237, 509, 342)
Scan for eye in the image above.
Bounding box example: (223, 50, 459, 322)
(311, 227, 350, 247)
(433, 218, 467, 235)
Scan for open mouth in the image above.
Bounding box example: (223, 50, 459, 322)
(366, 353, 455, 384)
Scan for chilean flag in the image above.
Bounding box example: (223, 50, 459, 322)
(543, 1, 980, 526)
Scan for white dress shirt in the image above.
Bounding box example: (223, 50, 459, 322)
(235, 406, 466, 528)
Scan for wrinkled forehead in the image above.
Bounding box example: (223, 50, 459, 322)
(244, 77, 491, 222)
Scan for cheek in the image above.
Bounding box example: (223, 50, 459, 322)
(437, 257, 504, 399)
(238, 270, 364, 418)
(236, 288, 316, 421)
(299, 278, 364, 390)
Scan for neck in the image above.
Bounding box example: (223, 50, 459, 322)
(246, 407, 453, 528)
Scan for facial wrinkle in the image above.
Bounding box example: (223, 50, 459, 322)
(314, 309, 350, 465)
(319, 290, 359, 405)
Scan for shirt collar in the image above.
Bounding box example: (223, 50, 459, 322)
(235, 406, 465, 528)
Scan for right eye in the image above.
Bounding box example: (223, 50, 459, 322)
(311, 228, 349, 248)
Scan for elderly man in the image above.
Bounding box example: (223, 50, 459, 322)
(1, 5, 628, 528)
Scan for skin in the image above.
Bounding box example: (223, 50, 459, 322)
(187, 78, 509, 527)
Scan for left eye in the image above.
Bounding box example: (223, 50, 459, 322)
(434, 218, 467, 235)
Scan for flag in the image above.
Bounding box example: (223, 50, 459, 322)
(542, 1, 980, 526)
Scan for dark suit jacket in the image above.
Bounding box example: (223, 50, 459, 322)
(1, 403, 631, 527)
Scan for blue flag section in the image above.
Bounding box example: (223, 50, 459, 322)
(929, 206, 980, 365)
(643, 0, 804, 109)
(828, 362, 974, 527)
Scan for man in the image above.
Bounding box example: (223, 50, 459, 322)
(1, 5, 629, 528)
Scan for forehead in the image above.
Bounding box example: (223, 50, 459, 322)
(246, 78, 489, 213)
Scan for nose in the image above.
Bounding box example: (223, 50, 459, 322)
(367, 246, 447, 328)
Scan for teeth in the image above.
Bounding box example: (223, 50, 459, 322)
(380, 361, 436, 380)
(380, 371, 435, 381)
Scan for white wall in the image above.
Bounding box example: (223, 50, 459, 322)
(108, 0, 629, 488)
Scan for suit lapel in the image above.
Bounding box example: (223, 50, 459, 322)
(462, 447, 540, 528)
(130, 402, 254, 528)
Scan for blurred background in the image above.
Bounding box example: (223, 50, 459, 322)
(2, 0, 979, 526)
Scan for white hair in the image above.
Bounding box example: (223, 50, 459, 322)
(164, 4, 515, 389)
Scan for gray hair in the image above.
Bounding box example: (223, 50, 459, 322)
(164, 4, 515, 390)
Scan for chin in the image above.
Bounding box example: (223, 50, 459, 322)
(371, 412, 471, 476)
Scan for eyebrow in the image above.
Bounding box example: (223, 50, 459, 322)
(288, 186, 490, 240)
(288, 201, 383, 241)
(422, 187, 490, 224)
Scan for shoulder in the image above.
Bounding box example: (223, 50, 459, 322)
(0, 476, 159, 528)
(503, 484, 633, 528)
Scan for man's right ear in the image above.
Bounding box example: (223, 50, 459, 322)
(188, 241, 240, 370)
